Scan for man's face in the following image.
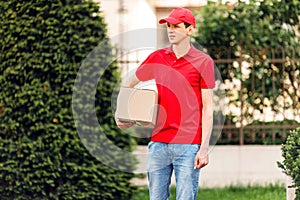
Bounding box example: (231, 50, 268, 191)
(166, 22, 191, 45)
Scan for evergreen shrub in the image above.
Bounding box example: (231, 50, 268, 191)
(0, 0, 136, 199)
(278, 128, 300, 199)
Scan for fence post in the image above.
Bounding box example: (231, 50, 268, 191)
(239, 44, 244, 145)
(239, 75, 244, 145)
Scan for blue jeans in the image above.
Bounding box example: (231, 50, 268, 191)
(147, 142, 200, 200)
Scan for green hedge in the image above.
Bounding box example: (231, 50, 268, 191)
(0, 0, 136, 199)
(278, 128, 300, 199)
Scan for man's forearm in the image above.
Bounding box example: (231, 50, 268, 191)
(201, 105, 213, 149)
(200, 89, 214, 150)
(121, 74, 140, 88)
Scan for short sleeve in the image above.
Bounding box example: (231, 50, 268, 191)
(135, 53, 155, 81)
(200, 57, 215, 89)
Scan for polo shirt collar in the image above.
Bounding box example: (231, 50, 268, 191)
(164, 44, 198, 58)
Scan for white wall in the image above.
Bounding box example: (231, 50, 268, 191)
(95, 0, 159, 79)
(132, 145, 286, 188)
(96, 0, 157, 46)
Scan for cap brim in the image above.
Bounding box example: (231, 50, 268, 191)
(159, 17, 182, 25)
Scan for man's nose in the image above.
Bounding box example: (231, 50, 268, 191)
(168, 28, 175, 33)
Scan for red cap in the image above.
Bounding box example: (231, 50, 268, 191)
(159, 8, 196, 28)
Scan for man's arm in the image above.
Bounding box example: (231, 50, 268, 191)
(194, 88, 214, 169)
(121, 73, 140, 88)
(115, 73, 141, 129)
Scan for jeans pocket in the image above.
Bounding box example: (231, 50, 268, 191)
(148, 141, 157, 154)
(189, 144, 200, 156)
(148, 142, 166, 154)
(148, 141, 154, 149)
(192, 144, 200, 151)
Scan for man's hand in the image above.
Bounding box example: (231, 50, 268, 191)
(115, 118, 136, 129)
(194, 147, 209, 169)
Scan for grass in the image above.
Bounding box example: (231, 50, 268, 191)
(131, 184, 285, 200)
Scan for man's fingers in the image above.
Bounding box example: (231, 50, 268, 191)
(194, 156, 209, 169)
(116, 118, 136, 129)
(194, 161, 207, 169)
(194, 158, 198, 169)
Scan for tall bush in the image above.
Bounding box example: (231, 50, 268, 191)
(278, 128, 300, 199)
(194, 0, 300, 125)
(0, 0, 135, 199)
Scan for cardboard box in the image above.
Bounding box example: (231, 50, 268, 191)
(115, 87, 158, 127)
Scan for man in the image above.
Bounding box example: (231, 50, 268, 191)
(116, 8, 215, 200)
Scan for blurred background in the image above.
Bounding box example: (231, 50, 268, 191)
(0, 0, 299, 199)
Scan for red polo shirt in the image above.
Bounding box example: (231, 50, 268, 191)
(136, 45, 215, 144)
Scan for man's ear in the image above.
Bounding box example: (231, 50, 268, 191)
(187, 26, 194, 36)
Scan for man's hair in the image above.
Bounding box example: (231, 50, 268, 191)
(184, 22, 192, 28)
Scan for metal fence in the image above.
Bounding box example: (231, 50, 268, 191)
(211, 45, 300, 145)
(115, 45, 300, 145)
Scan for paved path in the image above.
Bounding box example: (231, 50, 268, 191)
(131, 145, 286, 188)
